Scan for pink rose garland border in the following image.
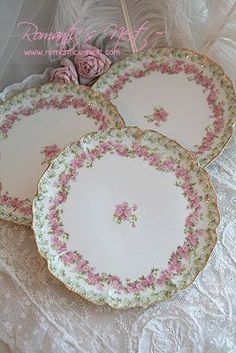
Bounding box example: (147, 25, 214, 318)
(47, 140, 207, 295)
(0, 94, 110, 139)
(103, 59, 225, 156)
(0, 183, 32, 218)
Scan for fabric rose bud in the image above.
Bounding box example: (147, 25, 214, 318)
(50, 58, 79, 84)
(74, 45, 111, 85)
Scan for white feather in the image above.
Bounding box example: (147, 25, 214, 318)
(156, 0, 236, 82)
(201, 0, 236, 82)
(157, 0, 197, 49)
(48, 0, 131, 60)
(47, 0, 166, 61)
(48, 0, 236, 83)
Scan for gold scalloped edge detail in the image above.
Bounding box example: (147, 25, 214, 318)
(32, 126, 220, 309)
(0, 82, 125, 226)
(93, 47, 236, 167)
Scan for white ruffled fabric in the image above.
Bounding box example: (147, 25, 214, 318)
(0, 1, 236, 352)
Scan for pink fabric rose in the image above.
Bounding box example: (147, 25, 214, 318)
(74, 45, 111, 85)
(50, 58, 78, 84)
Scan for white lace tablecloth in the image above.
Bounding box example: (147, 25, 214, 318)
(0, 73, 236, 353)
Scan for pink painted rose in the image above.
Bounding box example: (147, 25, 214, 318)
(50, 58, 78, 84)
(157, 271, 172, 286)
(144, 62, 159, 71)
(41, 144, 62, 165)
(88, 274, 100, 286)
(149, 154, 160, 166)
(62, 252, 78, 264)
(133, 70, 145, 78)
(153, 108, 168, 122)
(114, 143, 129, 156)
(162, 159, 176, 171)
(168, 255, 183, 273)
(113, 202, 138, 227)
(115, 202, 132, 220)
(74, 45, 111, 85)
(187, 233, 198, 247)
(207, 89, 217, 105)
(177, 245, 189, 259)
(42, 144, 61, 160)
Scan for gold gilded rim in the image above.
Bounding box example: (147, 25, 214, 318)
(32, 126, 220, 309)
(0, 82, 125, 227)
(93, 47, 236, 167)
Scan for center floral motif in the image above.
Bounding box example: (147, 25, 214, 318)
(113, 202, 138, 227)
(144, 106, 169, 127)
(41, 144, 62, 165)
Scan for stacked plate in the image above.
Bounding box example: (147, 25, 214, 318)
(0, 48, 235, 309)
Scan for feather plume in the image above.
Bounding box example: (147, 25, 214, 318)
(201, 0, 236, 81)
(157, 0, 196, 49)
(47, 0, 166, 61)
(48, 0, 236, 82)
(156, 0, 236, 82)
